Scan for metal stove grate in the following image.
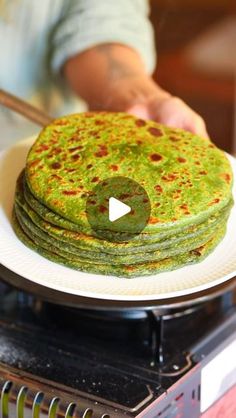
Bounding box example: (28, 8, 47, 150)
(0, 376, 111, 418)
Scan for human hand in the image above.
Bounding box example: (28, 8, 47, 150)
(106, 75, 209, 138)
(65, 44, 208, 138)
(127, 95, 209, 138)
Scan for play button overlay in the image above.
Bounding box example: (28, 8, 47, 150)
(86, 176, 151, 242)
(109, 197, 131, 222)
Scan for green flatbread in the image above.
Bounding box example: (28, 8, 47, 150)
(14, 201, 230, 265)
(26, 112, 233, 234)
(23, 170, 230, 243)
(12, 209, 227, 277)
(15, 170, 232, 255)
(13, 112, 234, 277)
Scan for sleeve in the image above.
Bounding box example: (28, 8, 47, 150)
(51, 0, 156, 75)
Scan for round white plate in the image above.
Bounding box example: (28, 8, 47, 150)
(0, 137, 235, 301)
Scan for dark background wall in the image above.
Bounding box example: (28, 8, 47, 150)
(150, 0, 235, 152)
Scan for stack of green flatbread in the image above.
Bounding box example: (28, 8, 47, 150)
(12, 112, 233, 277)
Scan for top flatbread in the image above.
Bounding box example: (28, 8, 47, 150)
(26, 112, 233, 233)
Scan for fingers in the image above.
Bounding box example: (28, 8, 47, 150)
(126, 104, 150, 120)
(190, 115, 209, 139)
(150, 96, 210, 139)
(179, 114, 209, 139)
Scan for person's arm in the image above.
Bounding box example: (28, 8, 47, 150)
(52, 0, 208, 137)
(64, 43, 208, 137)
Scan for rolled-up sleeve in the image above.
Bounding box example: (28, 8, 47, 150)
(51, 0, 156, 75)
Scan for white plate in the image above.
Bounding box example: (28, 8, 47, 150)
(0, 137, 235, 301)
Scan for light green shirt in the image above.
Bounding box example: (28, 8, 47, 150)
(0, 0, 155, 148)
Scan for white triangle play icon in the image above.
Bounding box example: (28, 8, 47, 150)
(109, 197, 131, 222)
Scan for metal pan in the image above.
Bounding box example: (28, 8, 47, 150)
(0, 264, 235, 311)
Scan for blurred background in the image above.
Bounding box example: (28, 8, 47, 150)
(150, 0, 236, 152)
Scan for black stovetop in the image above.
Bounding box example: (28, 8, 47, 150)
(0, 282, 235, 417)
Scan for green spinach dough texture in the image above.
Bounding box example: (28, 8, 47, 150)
(11, 112, 234, 277)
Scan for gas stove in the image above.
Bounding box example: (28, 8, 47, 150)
(0, 279, 236, 418)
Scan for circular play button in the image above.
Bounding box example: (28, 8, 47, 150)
(86, 176, 151, 242)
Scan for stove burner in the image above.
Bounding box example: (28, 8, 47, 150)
(26, 295, 225, 372)
(0, 284, 235, 418)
